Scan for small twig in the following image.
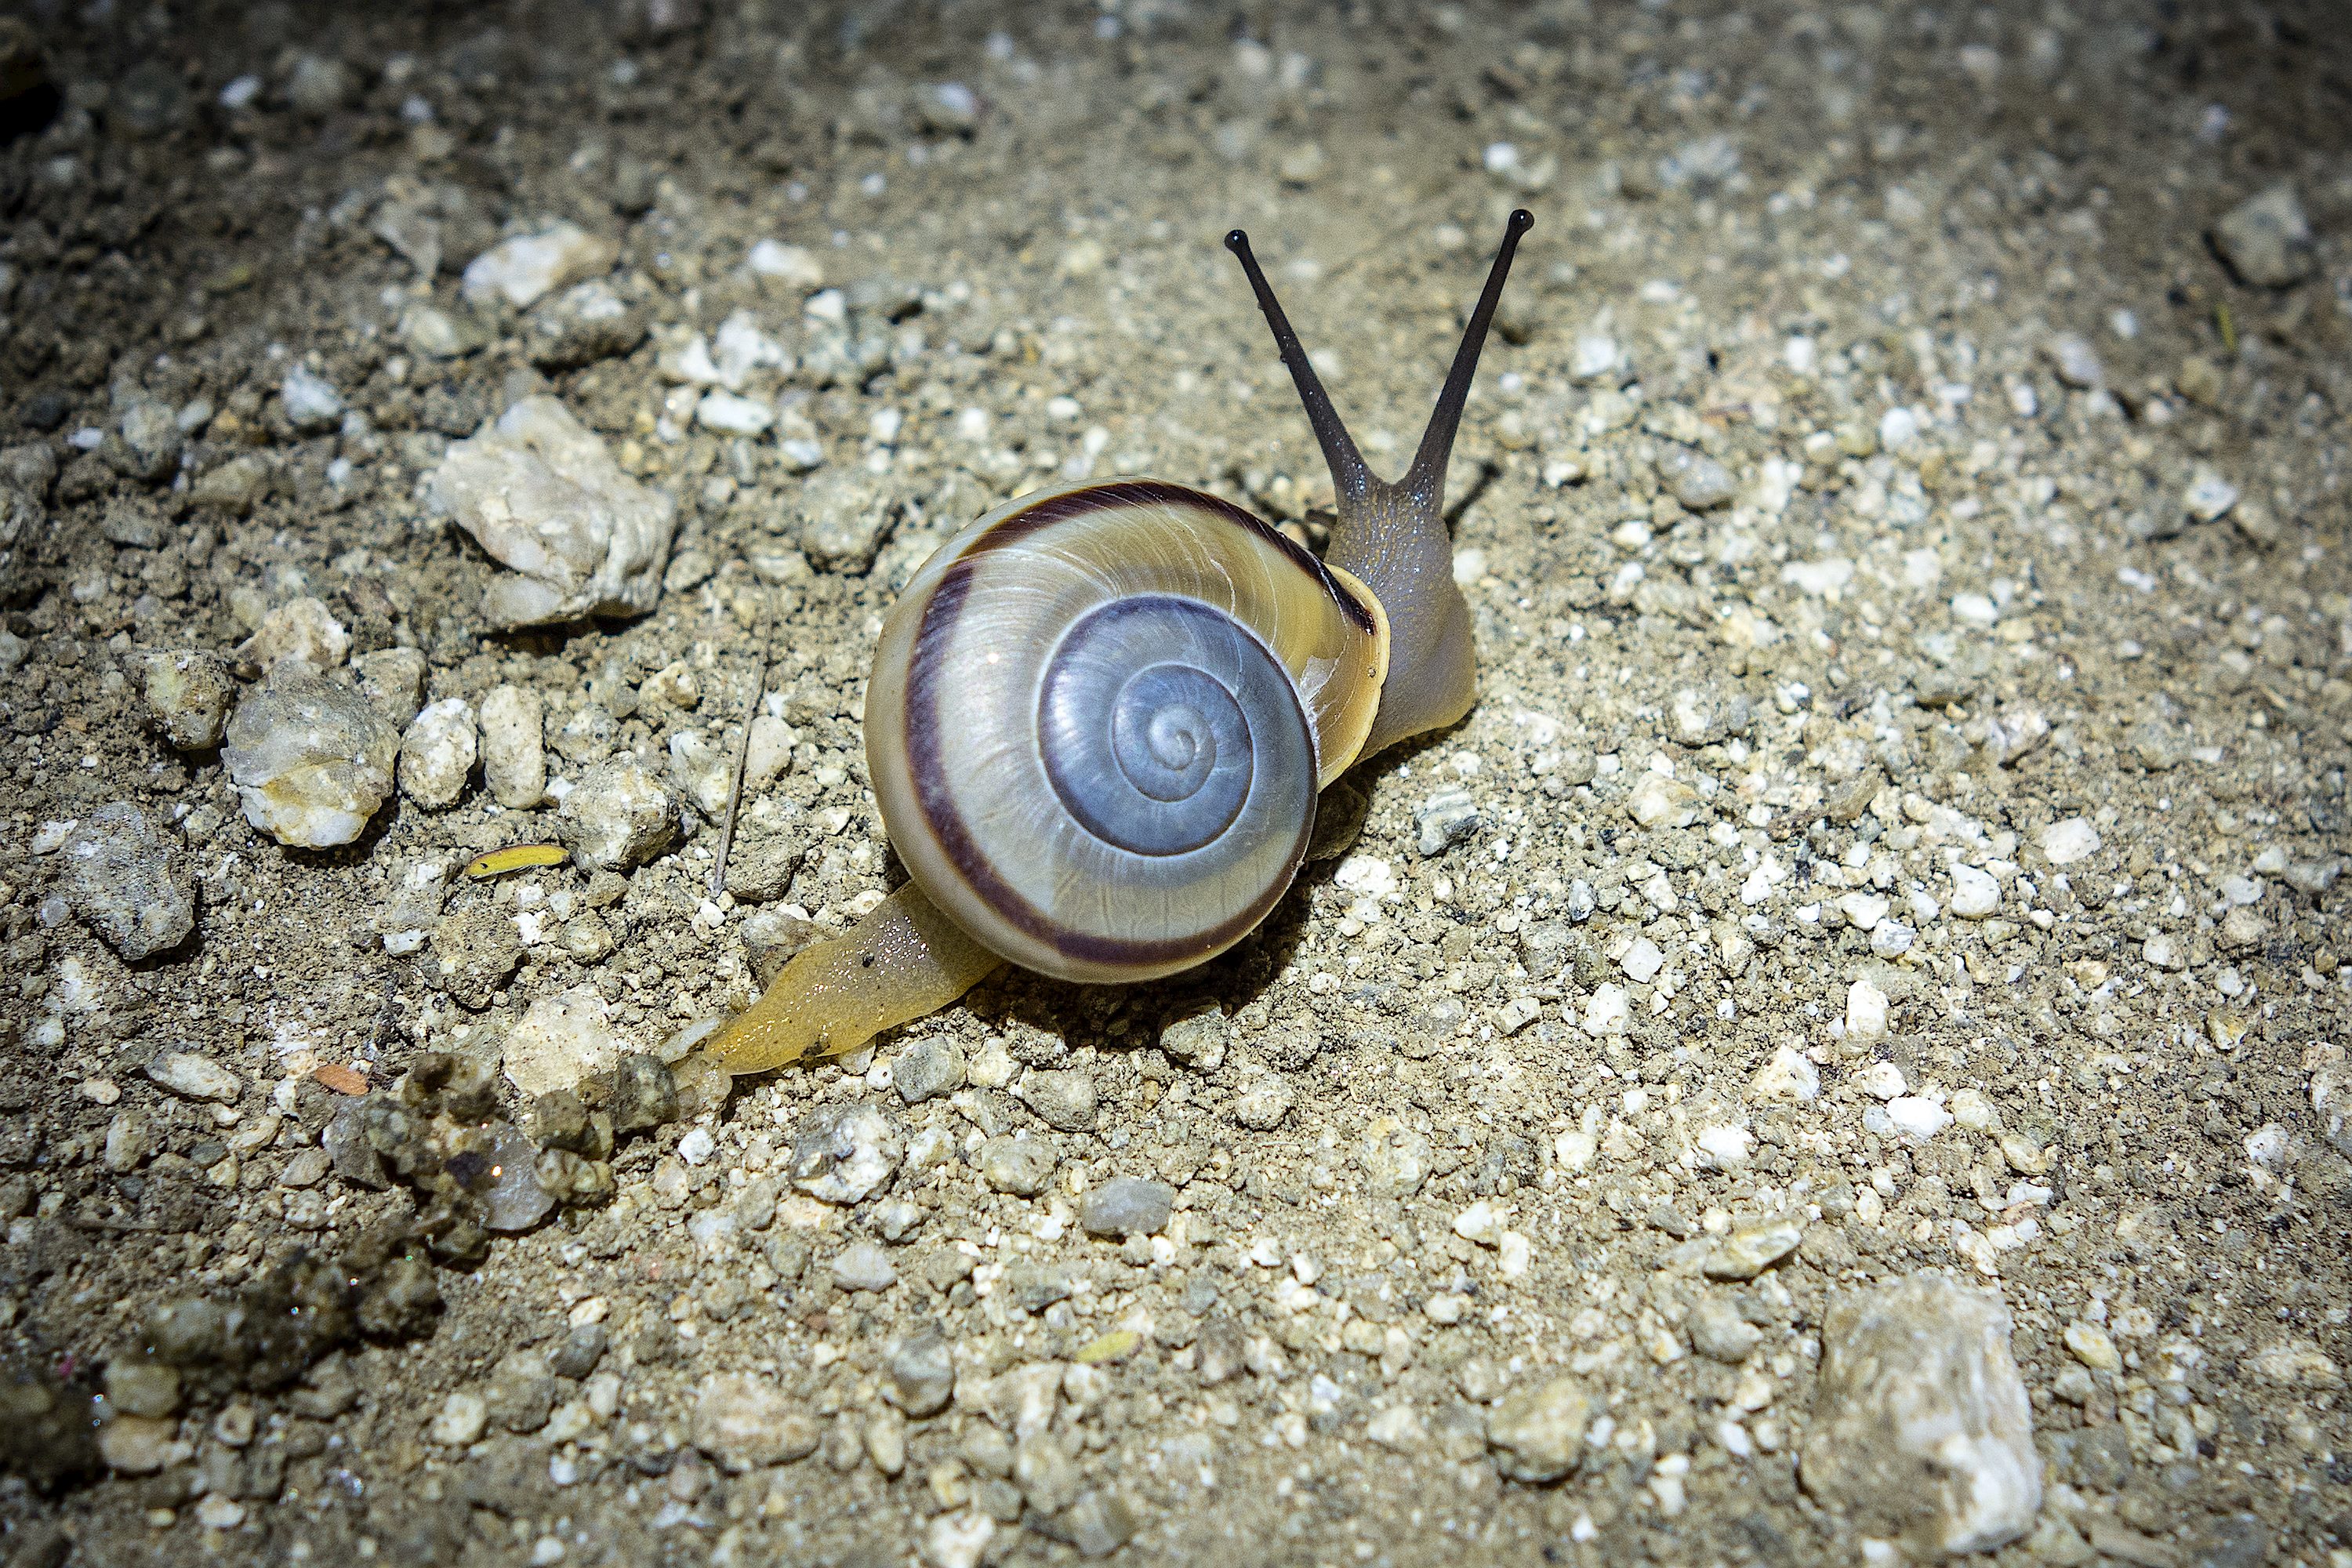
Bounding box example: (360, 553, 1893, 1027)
(710, 621, 774, 900)
(67, 1214, 162, 1234)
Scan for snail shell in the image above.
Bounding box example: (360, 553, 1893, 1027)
(866, 478, 1391, 985)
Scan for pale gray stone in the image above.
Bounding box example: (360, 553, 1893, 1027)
(1080, 1177, 1173, 1238)
(1799, 1272, 2041, 1557)
(222, 664, 400, 848)
(1485, 1375, 1596, 1483)
(788, 1102, 902, 1204)
(894, 1037, 967, 1105)
(60, 803, 193, 960)
(557, 756, 680, 872)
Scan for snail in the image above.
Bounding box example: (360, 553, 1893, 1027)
(713, 208, 1534, 1074)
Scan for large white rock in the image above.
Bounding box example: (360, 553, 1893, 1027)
(222, 664, 400, 848)
(1801, 1273, 2042, 1557)
(461, 222, 618, 310)
(426, 396, 677, 629)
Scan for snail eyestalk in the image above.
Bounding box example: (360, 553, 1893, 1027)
(709, 884, 1003, 1076)
(1225, 228, 1371, 503)
(1229, 208, 1532, 759)
(1403, 207, 1534, 507)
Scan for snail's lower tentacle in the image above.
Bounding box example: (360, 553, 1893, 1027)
(710, 884, 1004, 1076)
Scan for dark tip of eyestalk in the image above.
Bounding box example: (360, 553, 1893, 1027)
(1402, 206, 1535, 500)
(1224, 222, 1370, 501)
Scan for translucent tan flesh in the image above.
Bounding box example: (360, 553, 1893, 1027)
(709, 884, 1003, 1076)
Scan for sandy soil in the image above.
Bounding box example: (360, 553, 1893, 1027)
(0, 2, 2347, 1565)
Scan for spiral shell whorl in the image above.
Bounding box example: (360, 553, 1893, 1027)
(1040, 596, 1308, 859)
(866, 480, 1386, 985)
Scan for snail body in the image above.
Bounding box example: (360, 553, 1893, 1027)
(715, 209, 1533, 1074)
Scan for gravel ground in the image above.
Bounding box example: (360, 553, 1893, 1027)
(0, 2, 2347, 1565)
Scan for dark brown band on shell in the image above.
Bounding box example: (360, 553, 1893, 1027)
(960, 479, 1377, 636)
(900, 481, 1323, 967)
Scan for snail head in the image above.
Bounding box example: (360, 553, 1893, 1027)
(1224, 208, 1532, 757)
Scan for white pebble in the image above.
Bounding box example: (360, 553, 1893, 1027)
(223, 664, 400, 848)
(479, 685, 547, 808)
(1845, 978, 1889, 1040)
(463, 223, 617, 310)
(697, 390, 775, 436)
(146, 1051, 240, 1103)
(427, 397, 677, 629)
(1581, 982, 1630, 1037)
(280, 366, 344, 433)
(1948, 864, 2001, 919)
(2038, 818, 2100, 865)
(1886, 1096, 1952, 1139)
(1749, 1044, 1819, 1103)
(398, 699, 478, 811)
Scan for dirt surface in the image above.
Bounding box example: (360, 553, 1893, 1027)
(0, 2, 2348, 1565)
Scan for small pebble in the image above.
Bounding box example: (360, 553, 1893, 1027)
(1658, 445, 1733, 510)
(608, 1054, 681, 1134)
(279, 366, 344, 433)
(1701, 1221, 1802, 1281)
(479, 685, 547, 808)
(2210, 183, 2314, 288)
(1157, 1006, 1228, 1071)
(1689, 1297, 1764, 1363)
(234, 597, 349, 674)
(830, 1242, 898, 1293)
(788, 1102, 903, 1204)
(398, 699, 478, 810)
(140, 650, 236, 750)
(1415, 789, 1481, 858)
(1485, 1376, 1596, 1483)
(893, 1037, 967, 1105)
(1947, 864, 2000, 919)
(462, 223, 618, 310)
(145, 1051, 240, 1104)
(1232, 1076, 1294, 1131)
(2043, 334, 2103, 390)
(557, 757, 681, 872)
(525, 279, 648, 370)
(1079, 1177, 1174, 1238)
(884, 1326, 954, 1417)
(1019, 1069, 1098, 1131)
(691, 1374, 819, 1471)
(976, 1135, 1058, 1196)
(354, 648, 429, 729)
(480, 1123, 554, 1232)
